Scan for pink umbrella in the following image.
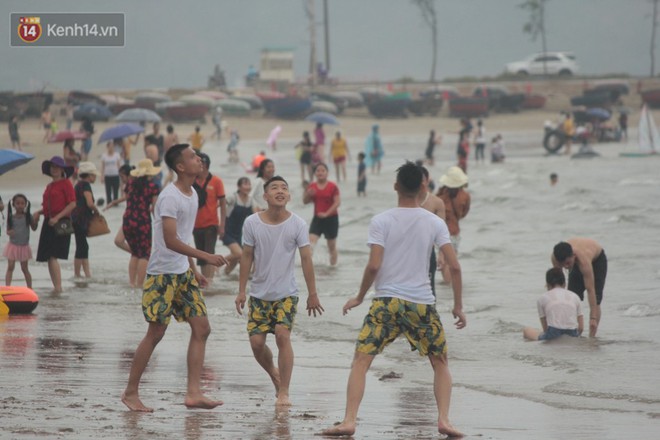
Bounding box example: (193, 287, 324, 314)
(267, 125, 282, 150)
(47, 131, 87, 143)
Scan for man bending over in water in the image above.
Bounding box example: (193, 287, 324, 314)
(552, 237, 607, 337)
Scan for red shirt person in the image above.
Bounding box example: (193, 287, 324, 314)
(303, 163, 341, 266)
(32, 156, 77, 293)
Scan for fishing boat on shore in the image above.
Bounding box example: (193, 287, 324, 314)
(266, 96, 312, 119)
(366, 92, 411, 118)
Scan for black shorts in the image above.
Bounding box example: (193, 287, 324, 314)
(193, 225, 218, 266)
(309, 215, 339, 240)
(568, 250, 607, 304)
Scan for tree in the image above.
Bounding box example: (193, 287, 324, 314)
(519, 0, 548, 75)
(651, 0, 659, 77)
(411, 0, 439, 83)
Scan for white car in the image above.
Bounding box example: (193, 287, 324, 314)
(505, 52, 579, 76)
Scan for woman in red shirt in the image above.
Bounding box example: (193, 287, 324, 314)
(302, 163, 341, 266)
(32, 156, 77, 293)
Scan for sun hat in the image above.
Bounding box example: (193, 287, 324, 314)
(77, 161, 99, 176)
(130, 158, 161, 177)
(42, 156, 74, 177)
(439, 166, 468, 188)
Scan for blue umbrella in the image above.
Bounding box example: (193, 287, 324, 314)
(0, 149, 34, 175)
(115, 108, 161, 123)
(586, 107, 611, 121)
(98, 123, 144, 144)
(74, 103, 113, 121)
(304, 111, 339, 125)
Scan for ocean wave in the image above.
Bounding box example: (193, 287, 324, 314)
(605, 214, 646, 223)
(543, 382, 660, 404)
(509, 353, 579, 371)
(455, 383, 639, 413)
(623, 304, 660, 317)
(618, 178, 660, 186)
(461, 247, 503, 259)
(488, 319, 523, 334)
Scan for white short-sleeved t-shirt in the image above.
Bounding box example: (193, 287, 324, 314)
(537, 287, 583, 330)
(242, 212, 310, 301)
(147, 183, 198, 275)
(368, 207, 451, 305)
(250, 177, 267, 210)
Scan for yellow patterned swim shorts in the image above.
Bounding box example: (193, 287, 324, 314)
(356, 297, 446, 356)
(142, 269, 207, 324)
(247, 296, 299, 336)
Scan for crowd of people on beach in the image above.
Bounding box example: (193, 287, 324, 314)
(1, 110, 608, 438)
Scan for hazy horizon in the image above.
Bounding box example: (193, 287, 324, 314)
(1, 0, 656, 92)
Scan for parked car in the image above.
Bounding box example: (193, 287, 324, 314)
(505, 52, 579, 77)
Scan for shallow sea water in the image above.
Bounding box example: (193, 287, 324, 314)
(1, 127, 659, 439)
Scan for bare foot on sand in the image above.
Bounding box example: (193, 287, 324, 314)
(275, 393, 292, 407)
(438, 420, 463, 437)
(321, 421, 356, 436)
(184, 395, 223, 410)
(121, 392, 154, 412)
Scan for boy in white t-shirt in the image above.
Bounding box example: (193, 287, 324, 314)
(122, 144, 227, 413)
(523, 268, 584, 341)
(322, 162, 466, 438)
(235, 175, 324, 407)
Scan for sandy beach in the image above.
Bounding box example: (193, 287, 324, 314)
(2, 99, 660, 439)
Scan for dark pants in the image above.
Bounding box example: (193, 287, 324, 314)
(475, 143, 485, 161)
(105, 175, 120, 204)
(73, 223, 89, 259)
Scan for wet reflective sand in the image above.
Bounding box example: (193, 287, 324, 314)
(2, 125, 660, 439)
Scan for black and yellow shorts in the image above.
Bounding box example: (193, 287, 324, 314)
(142, 269, 207, 325)
(356, 297, 447, 357)
(247, 296, 299, 336)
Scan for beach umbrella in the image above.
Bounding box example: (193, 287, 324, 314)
(305, 111, 339, 126)
(115, 108, 161, 123)
(267, 125, 282, 149)
(47, 130, 87, 143)
(0, 149, 34, 176)
(97, 123, 144, 144)
(586, 107, 611, 121)
(74, 103, 113, 121)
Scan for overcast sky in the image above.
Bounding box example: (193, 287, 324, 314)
(1, 0, 655, 92)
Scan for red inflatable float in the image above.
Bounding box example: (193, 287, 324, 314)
(0, 286, 39, 315)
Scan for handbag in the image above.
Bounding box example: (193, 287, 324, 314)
(54, 217, 74, 236)
(87, 212, 110, 237)
(48, 185, 74, 236)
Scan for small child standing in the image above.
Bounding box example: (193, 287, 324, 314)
(523, 268, 584, 341)
(226, 129, 240, 163)
(3, 194, 37, 288)
(357, 152, 367, 197)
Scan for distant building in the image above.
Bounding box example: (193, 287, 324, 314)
(259, 47, 294, 84)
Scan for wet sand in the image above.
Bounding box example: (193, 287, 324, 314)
(2, 108, 660, 439)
